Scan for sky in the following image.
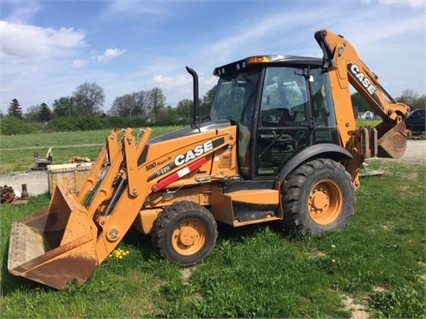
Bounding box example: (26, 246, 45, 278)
(0, 0, 425, 114)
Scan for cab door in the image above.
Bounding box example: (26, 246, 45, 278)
(255, 65, 338, 176)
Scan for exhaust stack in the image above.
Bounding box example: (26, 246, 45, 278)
(186, 66, 201, 127)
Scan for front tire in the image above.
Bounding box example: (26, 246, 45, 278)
(281, 158, 355, 237)
(151, 201, 218, 265)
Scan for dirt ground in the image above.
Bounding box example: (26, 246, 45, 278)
(1, 140, 424, 197)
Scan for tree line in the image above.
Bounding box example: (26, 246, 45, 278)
(2, 81, 424, 135)
(4, 82, 216, 126)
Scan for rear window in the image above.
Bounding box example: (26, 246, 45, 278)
(407, 109, 425, 119)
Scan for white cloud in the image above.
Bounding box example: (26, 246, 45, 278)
(153, 74, 189, 86)
(0, 20, 86, 62)
(0, 20, 88, 110)
(104, 0, 167, 16)
(95, 48, 126, 63)
(72, 59, 88, 69)
(150, 73, 217, 106)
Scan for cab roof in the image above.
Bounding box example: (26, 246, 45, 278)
(213, 55, 322, 77)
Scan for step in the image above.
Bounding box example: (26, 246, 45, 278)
(225, 189, 280, 205)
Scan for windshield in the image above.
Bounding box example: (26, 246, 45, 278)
(210, 71, 260, 122)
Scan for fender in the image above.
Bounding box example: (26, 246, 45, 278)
(277, 143, 352, 182)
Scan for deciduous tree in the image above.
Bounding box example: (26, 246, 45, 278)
(350, 92, 369, 112)
(73, 82, 105, 116)
(200, 85, 217, 117)
(110, 91, 148, 119)
(53, 97, 75, 117)
(176, 99, 193, 123)
(396, 89, 425, 110)
(148, 87, 166, 123)
(25, 105, 41, 121)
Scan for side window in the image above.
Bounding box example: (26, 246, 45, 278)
(310, 68, 336, 128)
(260, 67, 307, 126)
(309, 67, 338, 144)
(210, 81, 245, 122)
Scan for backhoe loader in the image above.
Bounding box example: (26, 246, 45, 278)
(8, 30, 410, 289)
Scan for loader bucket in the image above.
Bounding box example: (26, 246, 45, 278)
(8, 185, 98, 290)
(376, 121, 407, 159)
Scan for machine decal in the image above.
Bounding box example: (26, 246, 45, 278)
(174, 140, 213, 166)
(145, 162, 157, 171)
(145, 156, 172, 172)
(147, 137, 225, 181)
(152, 157, 208, 192)
(348, 63, 377, 95)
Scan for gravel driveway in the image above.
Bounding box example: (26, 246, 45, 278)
(1, 140, 424, 197)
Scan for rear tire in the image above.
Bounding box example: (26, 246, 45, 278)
(281, 158, 355, 237)
(151, 201, 218, 265)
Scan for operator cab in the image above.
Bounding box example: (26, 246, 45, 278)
(210, 55, 339, 178)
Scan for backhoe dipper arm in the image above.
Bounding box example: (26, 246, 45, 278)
(315, 29, 410, 123)
(314, 29, 409, 161)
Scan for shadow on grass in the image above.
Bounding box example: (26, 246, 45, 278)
(1, 227, 159, 296)
(120, 227, 157, 260)
(216, 220, 289, 243)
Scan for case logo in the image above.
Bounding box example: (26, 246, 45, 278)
(348, 63, 377, 95)
(174, 140, 213, 166)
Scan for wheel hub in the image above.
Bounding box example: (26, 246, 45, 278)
(172, 219, 206, 256)
(311, 187, 329, 213)
(178, 226, 200, 246)
(308, 181, 342, 225)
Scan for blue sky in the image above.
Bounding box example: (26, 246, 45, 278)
(1, 0, 424, 113)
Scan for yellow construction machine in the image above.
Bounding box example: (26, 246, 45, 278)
(8, 30, 410, 289)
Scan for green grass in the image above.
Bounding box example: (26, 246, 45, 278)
(356, 119, 381, 127)
(0, 126, 185, 172)
(1, 160, 424, 318)
(0, 121, 378, 172)
(0, 130, 110, 149)
(0, 147, 103, 172)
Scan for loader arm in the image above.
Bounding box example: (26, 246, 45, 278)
(314, 30, 410, 186)
(81, 128, 154, 262)
(7, 128, 154, 289)
(8, 125, 236, 289)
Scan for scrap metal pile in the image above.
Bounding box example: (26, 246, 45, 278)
(1, 184, 29, 205)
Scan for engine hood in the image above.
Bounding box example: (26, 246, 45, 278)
(149, 120, 232, 144)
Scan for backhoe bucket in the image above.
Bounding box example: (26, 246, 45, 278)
(8, 184, 98, 290)
(376, 121, 407, 159)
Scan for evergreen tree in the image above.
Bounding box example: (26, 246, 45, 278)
(39, 103, 52, 122)
(8, 99, 23, 119)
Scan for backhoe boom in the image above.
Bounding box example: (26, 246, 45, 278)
(314, 29, 409, 161)
(315, 30, 409, 124)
